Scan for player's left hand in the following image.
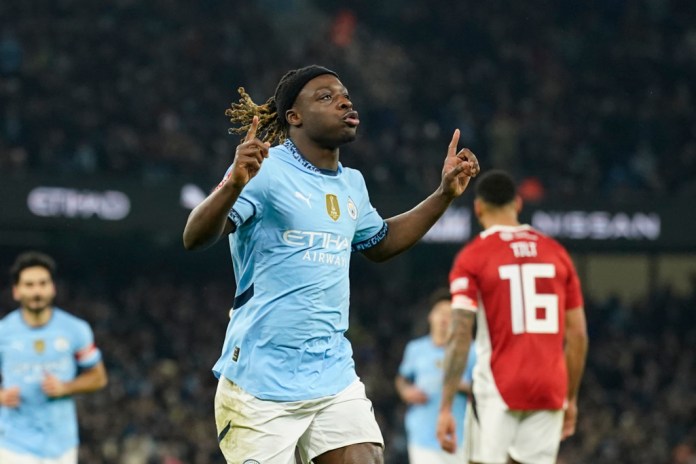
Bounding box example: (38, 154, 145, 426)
(42, 373, 68, 398)
(440, 129, 480, 199)
(437, 409, 458, 454)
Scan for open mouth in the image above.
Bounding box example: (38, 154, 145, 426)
(342, 111, 360, 127)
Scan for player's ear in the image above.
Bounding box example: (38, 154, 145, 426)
(473, 198, 484, 219)
(11, 285, 20, 302)
(514, 195, 523, 214)
(286, 108, 302, 128)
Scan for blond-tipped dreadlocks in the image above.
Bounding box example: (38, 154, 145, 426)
(225, 88, 284, 144)
(225, 65, 339, 145)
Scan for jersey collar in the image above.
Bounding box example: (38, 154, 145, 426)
(282, 139, 342, 176)
(480, 224, 533, 239)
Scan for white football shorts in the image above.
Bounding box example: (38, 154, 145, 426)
(408, 444, 466, 464)
(464, 398, 563, 464)
(214, 377, 384, 464)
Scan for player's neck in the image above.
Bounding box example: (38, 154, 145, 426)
(290, 134, 340, 171)
(431, 332, 447, 347)
(21, 306, 53, 327)
(481, 214, 520, 230)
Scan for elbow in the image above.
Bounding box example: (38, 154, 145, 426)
(566, 329, 589, 351)
(182, 229, 205, 251)
(182, 214, 205, 251)
(95, 369, 108, 390)
(182, 234, 197, 251)
(99, 374, 109, 390)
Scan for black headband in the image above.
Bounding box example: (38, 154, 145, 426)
(274, 65, 339, 127)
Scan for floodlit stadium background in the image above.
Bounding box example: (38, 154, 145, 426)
(1, 1, 695, 463)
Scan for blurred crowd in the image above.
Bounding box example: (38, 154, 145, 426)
(1, 259, 694, 464)
(1, 0, 695, 201)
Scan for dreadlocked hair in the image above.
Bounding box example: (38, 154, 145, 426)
(225, 87, 286, 144)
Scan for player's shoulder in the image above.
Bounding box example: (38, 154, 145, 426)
(528, 228, 572, 256)
(453, 234, 486, 263)
(404, 335, 431, 355)
(53, 308, 92, 329)
(0, 309, 21, 326)
(268, 141, 310, 173)
(266, 144, 287, 163)
(340, 165, 365, 179)
(409, 335, 432, 348)
(257, 145, 286, 172)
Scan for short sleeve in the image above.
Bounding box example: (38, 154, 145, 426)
(73, 321, 102, 369)
(398, 342, 416, 382)
(225, 163, 270, 231)
(350, 172, 387, 252)
(449, 246, 479, 312)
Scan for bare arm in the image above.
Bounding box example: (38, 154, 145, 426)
(183, 182, 242, 250)
(437, 310, 476, 453)
(440, 310, 476, 412)
(362, 130, 480, 262)
(364, 190, 455, 262)
(42, 361, 108, 398)
(562, 307, 588, 439)
(183, 116, 269, 250)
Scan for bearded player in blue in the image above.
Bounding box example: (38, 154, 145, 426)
(0, 252, 108, 464)
(183, 65, 480, 464)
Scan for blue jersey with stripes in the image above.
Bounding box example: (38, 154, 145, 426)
(213, 139, 387, 401)
(0, 308, 102, 458)
(399, 336, 476, 450)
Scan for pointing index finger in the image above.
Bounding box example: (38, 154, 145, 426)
(245, 115, 259, 143)
(448, 129, 461, 158)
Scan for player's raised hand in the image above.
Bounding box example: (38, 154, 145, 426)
(42, 373, 68, 398)
(437, 409, 458, 454)
(0, 386, 21, 407)
(226, 115, 270, 189)
(440, 129, 480, 199)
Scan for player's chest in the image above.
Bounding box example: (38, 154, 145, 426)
(414, 349, 446, 374)
(3, 329, 73, 364)
(269, 176, 361, 234)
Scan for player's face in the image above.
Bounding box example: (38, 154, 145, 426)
(291, 74, 360, 148)
(13, 266, 56, 314)
(429, 300, 453, 336)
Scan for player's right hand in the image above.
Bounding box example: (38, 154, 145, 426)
(402, 385, 428, 404)
(226, 115, 270, 189)
(437, 409, 457, 453)
(0, 387, 21, 408)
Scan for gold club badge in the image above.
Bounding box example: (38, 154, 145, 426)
(34, 339, 46, 354)
(325, 194, 340, 221)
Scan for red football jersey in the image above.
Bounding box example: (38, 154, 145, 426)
(449, 225, 583, 410)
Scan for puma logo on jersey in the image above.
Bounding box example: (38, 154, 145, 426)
(294, 191, 312, 208)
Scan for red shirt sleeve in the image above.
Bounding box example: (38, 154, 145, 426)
(449, 244, 479, 312)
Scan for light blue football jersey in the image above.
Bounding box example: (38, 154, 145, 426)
(398, 336, 476, 450)
(0, 308, 102, 458)
(213, 139, 388, 401)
